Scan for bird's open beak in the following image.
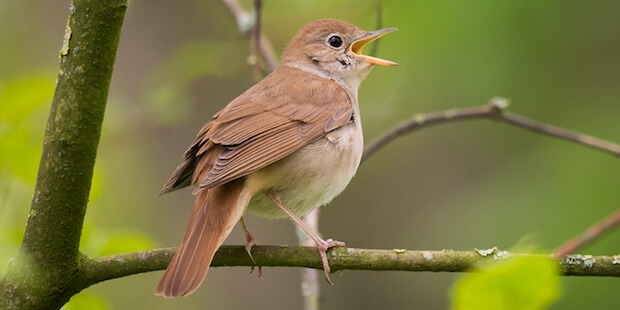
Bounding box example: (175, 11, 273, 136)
(349, 27, 399, 66)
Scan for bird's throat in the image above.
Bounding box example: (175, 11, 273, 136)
(283, 62, 367, 98)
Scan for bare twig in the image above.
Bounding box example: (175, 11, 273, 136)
(222, 0, 252, 33)
(258, 34, 278, 72)
(555, 208, 620, 257)
(221, 0, 278, 72)
(362, 97, 620, 162)
(362, 98, 620, 256)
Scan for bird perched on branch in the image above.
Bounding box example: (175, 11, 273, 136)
(155, 18, 398, 298)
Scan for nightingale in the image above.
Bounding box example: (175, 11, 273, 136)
(155, 18, 398, 298)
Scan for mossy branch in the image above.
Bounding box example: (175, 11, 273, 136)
(0, 0, 128, 309)
(78, 246, 620, 287)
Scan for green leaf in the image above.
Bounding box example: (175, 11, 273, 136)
(451, 256, 561, 310)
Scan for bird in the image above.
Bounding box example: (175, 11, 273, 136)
(155, 18, 398, 298)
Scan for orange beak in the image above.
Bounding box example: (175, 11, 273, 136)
(349, 27, 399, 66)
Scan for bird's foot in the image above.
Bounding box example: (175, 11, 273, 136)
(240, 217, 262, 278)
(244, 233, 258, 264)
(316, 238, 346, 285)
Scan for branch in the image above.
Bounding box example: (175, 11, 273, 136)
(222, 0, 278, 72)
(81, 249, 177, 286)
(0, 0, 128, 308)
(78, 246, 620, 287)
(362, 97, 620, 163)
(555, 208, 620, 257)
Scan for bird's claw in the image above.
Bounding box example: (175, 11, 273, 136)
(316, 238, 346, 284)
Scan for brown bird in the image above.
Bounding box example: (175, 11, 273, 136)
(155, 18, 398, 298)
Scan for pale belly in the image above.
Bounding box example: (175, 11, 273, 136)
(244, 122, 363, 219)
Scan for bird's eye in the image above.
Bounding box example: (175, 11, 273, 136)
(327, 35, 343, 48)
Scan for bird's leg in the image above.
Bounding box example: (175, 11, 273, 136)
(269, 192, 345, 284)
(239, 217, 258, 263)
(239, 217, 262, 277)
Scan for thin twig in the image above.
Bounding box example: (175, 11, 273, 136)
(362, 98, 620, 255)
(499, 112, 620, 156)
(555, 208, 620, 257)
(362, 97, 620, 162)
(221, 0, 278, 73)
(221, 0, 250, 33)
(259, 34, 278, 72)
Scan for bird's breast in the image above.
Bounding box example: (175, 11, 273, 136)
(245, 122, 363, 219)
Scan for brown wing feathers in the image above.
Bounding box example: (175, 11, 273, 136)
(198, 123, 315, 190)
(160, 67, 352, 195)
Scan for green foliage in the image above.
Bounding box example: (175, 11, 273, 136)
(451, 256, 561, 310)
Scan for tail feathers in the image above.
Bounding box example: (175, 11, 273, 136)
(155, 179, 245, 297)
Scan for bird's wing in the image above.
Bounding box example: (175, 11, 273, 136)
(159, 66, 354, 195)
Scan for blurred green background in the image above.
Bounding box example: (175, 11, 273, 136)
(1, 0, 619, 309)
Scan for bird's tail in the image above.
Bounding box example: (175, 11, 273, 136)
(155, 179, 246, 297)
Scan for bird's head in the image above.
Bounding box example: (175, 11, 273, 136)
(281, 19, 398, 91)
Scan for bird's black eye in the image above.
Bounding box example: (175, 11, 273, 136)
(327, 35, 343, 48)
